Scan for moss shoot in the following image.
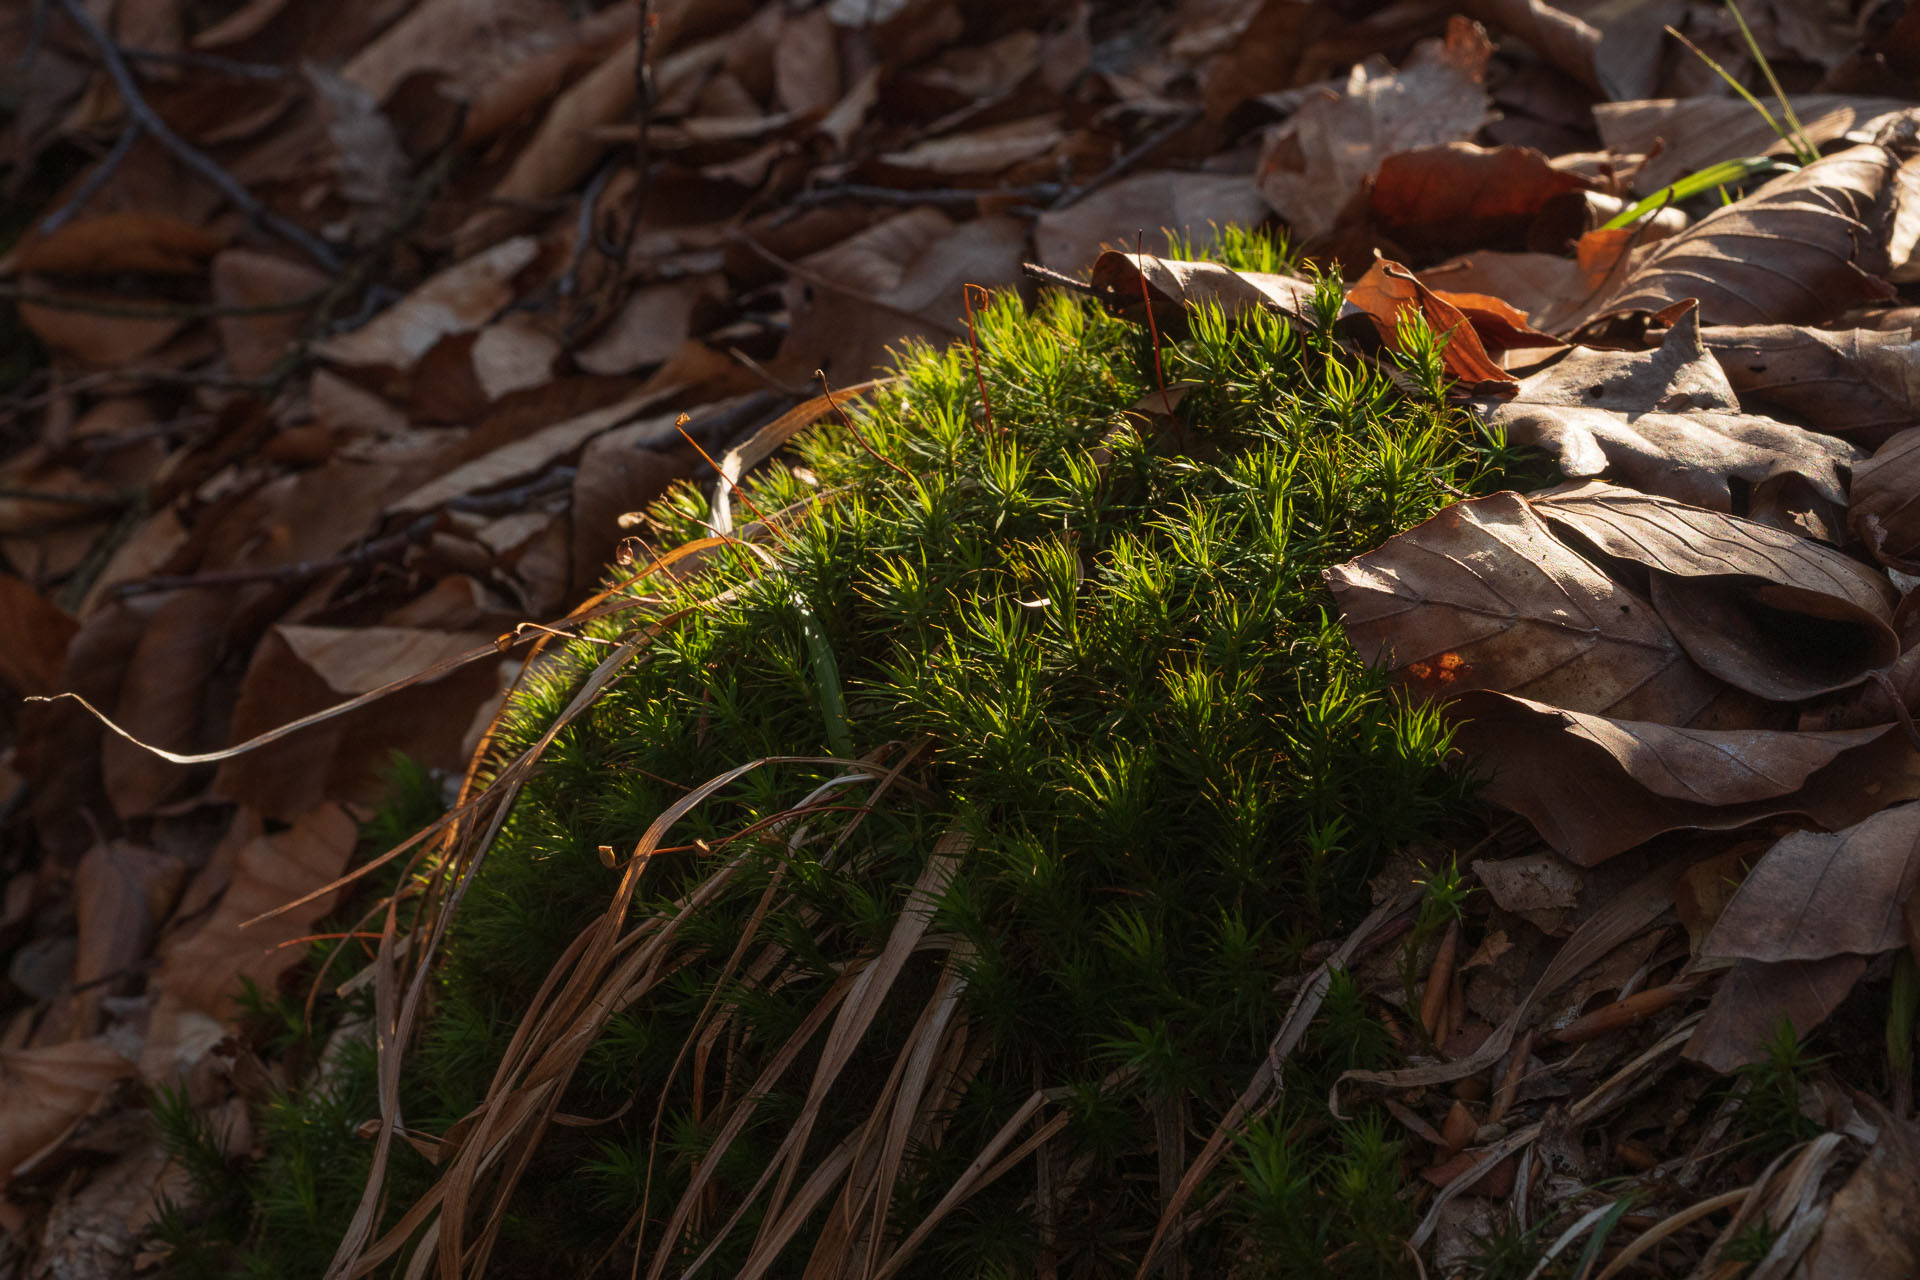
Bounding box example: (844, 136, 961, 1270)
(159, 238, 1517, 1278)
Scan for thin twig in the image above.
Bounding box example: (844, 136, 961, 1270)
(1020, 261, 1094, 294)
(610, 0, 656, 276)
(120, 46, 291, 79)
(0, 484, 129, 508)
(50, 0, 340, 272)
(40, 123, 141, 234)
(1050, 107, 1203, 212)
(789, 182, 1066, 211)
(559, 160, 618, 297)
(111, 513, 438, 598)
(0, 283, 327, 320)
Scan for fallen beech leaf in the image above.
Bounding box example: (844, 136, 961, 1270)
(1085, 251, 1315, 327)
(1801, 1119, 1920, 1280)
(342, 0, 583, 106)
(1034, 172, 1270, 277)
(1850, 429, 1920, 571)
(1703, 804, 1920, 963)
(1257, 17, 1494, 243)
(314, 236, 537, 370)
(1448, 690, 1902, 865)
(878, 115, 1064, 176)
(470, 314, 562, 401)
(1367, 143, 1593, 254)
(1451, 0, 1601, 93)
(1345, 258, 1516, 387)
(0, 1040, 135, 1187)
(210, 248, 328, 378)
(389, 386, 682, 513)
(775, 210, 1028, 382)
(150, 805, 358, 1017)
(1479, 398, 1860, 513)
(0, 573, 78, 697)
(1597, 96, 1910, 195)
(575, 278, 718, 376)
(1672, 843, 1764, 955)
(571, 421, 696, 591)
(1533, 481, 1899, 700)
(1703, 325, 1920, 448)
(1508, 306, 1738, 413)
(99, 588, 228, 819)
(14, 212, 226, 276)
(1471, 852, 1582, 932)
(1425, 237, 1635, 335)
(1596, 142, 1907, 327)
(72, 839, 182, 1032)
(17, 282, 185, 366)
(1325, 491, 1743, 726)
(211, 628, 505, 820)
(773, 7, 839, 116)
(1684, 953, 1867, 1072)
(459, 1, 639, 146)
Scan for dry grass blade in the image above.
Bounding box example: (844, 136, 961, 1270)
(1134, 883, 1424, 1277)
(713, 382, 888, 534)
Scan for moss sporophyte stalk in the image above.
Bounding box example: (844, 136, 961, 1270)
(157, 237, 1518, 1278)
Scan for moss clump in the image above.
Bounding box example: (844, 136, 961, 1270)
(165, 240, 1515, 1278)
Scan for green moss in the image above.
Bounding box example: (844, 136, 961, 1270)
(173, 238, 1516, 1277)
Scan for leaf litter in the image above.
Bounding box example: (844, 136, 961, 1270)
(10, 0, 1920, 1275)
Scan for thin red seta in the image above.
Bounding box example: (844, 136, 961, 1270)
(673, 412, 791, 548)
(817, 370, 914, 482)
(961, 282, 997, 438)
(1135, 231, 1180, 445)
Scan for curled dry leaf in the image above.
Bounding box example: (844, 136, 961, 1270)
(1344, 259, 1516, 387)
(1425, 227, 1638, 335)
(1509, 305, 1738, 413)
(1032, 172, 1268, 277)
(1085, 250, 1314, 327)
(1479, 397, 1860, 513)
(1799, 1119, 1920, 1280)
(1534, 481, 1899, 700)
(1703, 803, 1920, 964)
(1596, 142, 1906, 327)
(1448, 690, 1902, 865)
(1684, 953, 1868, 1072)
(1256, 16, 1494, 243)
(1703, 325, 1920, 448)
(1450, 0, 1601, 93)
(1325, 490, 1744, 727)
(1367, 142, 1593, 254)
(1850, 428, 1920, 571)
(0, 1039, 135, 1188)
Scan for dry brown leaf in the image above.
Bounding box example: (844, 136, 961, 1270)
(1345, 258, 1516, 387)
(469, 314, 562, 402)
(72, 839, 183, 1032)
(1597, 96, 1911, 195)
(341, 0, 575, 106)
(1479, 396, 1860, 513)
(1533, 481, 1899, 700)
(0, 1039, 135, 1188)
(1596, 142, 1907, 327)
(1450, 0, 1601, 93)
(1324, 490, 1743, 726)
(313, 235, 538, 371)
(571, 425, 694, 591)
(1448, 690, 1901, 865)
(17, 283, 186, 367)
(12, 212, 225, 277)
(1850, 428, 1920, 572)
(1672, 843, 1763, 955)
(1703, 804, 1920, 964)
(1684, 953, 1867, 1071)
(1800, 1118, 1920, 1280)
(210, 249, 328, 378)
(1509, 305, 1739, 414)
(211, 627, 506, 819)
(1471, 852, 1583, 932)
(1424, 231, 1637, 334)
(878, 115, 1065, 176)
(1256, 17, 1494, 243)
(1703, 325, 1920, 448)
(459, 1, 639, 146)
(388, 387, 681, 514)
(150, 805, 358, 1018)
(574, 278, 719, 376)
(0, 573, 78, 697)
(775, 210, 1028, 382)
(1085, 250, 1315, 327)
(99, 589, 228, 819)
(1367, 143, 1593, 254)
